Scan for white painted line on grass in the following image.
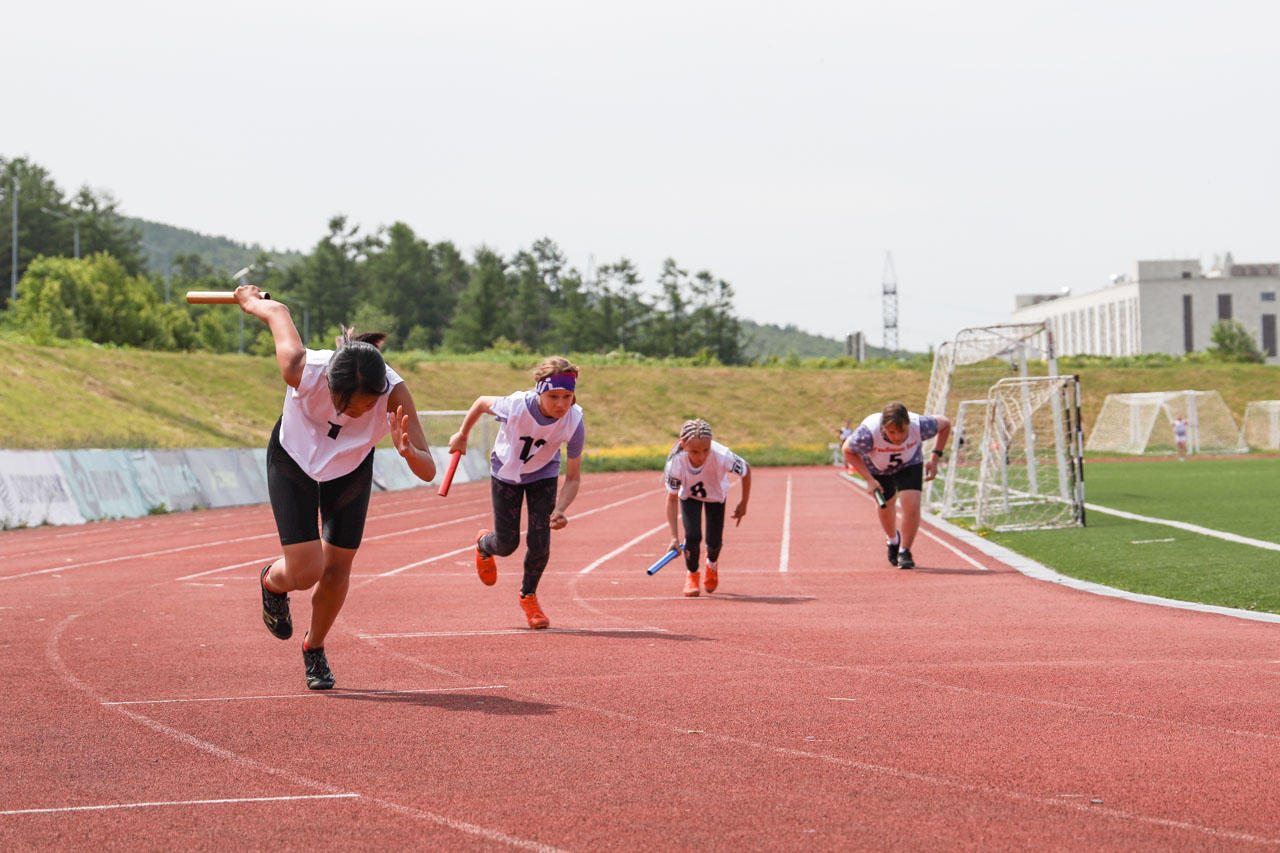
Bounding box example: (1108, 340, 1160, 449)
(779, 475, 792, 572)
(101, 685, 508, 706)
(1085, 502, 1280, 552)
(0, 793, 359, 816)
(360, 628, 668, 638)
(920, 511, 1280, 625)
(1132, 538, 1176, 545)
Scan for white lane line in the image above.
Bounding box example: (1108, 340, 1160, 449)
(827, 697, 859, 702)
(579, 523, 669, 575)
(1, 531, 277, 582)
(916, 527, 990, 572)
(177, 558, 269, 582)
(0, 793, 360, 816)
(836, 474, 988, 571)
(101, 685, 509, 706)
(779, 474, 792, 573)
(360, 628, 668, 638)
(1085, 502, 1280, 552)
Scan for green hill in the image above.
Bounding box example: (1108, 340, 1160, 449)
(738, 320, 895, 360)
(1, 339, 1274, 461)
(130, 217, 303, 279)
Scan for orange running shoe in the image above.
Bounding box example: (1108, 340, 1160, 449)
(475, 530, 497, 586)
(520, 593, 550, 629)
(703, 561, 719, 593)
(683, 571, 701, 597)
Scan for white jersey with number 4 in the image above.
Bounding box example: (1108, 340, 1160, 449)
(664, 441, 748, 503)
(279, 348, 403, 482)
(846, 411, 939, 476)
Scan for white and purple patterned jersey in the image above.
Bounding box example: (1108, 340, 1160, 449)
(846, 412, 939, 476)
(663, 441, 748, 503)
(488, 390, 585, 484)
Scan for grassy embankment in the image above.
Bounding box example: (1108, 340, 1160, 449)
(1, 338, 1276, 470)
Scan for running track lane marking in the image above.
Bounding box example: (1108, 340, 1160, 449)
(101, 685, 509, 706)
(836, 474, 989, 572)
(359, 628, 669, 638)
(778, 475, 792, 572)
(0, 531, 278, 582)
(578, 523, 669, 574)
(0, 793, 359, 816)
(46, 613, 569, 853)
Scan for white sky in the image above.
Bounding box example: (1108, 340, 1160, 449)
(9, 0, 1280, 351)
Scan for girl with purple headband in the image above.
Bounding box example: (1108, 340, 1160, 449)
(448, 357, 585, 629)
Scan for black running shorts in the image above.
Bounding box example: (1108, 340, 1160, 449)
(266, 418, 374, 550)
(872, 462, 924, 502)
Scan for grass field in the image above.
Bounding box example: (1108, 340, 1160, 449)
(985, 457, 1280, 614)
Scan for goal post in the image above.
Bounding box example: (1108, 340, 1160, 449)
(974, 375, 1086, 531)
(1085, 391, 1245, 455)
(1243, 401, 1280, 451)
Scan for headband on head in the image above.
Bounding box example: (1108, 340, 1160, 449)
(535, 372, 577, 394)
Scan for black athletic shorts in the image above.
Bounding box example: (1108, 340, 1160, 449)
(266, 418, 374, 550)
(871, 462, 924, 502)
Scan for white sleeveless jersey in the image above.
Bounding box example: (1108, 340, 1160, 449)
(846, 411, 939, 476)
(279, 349, 403, 482)
(663, 440, 748, 503)
(1172, 419, 1188, 439)
(489, 391, 585, 485)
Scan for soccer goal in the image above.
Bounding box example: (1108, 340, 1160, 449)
(1243, 401, 1280, 451)
(937, 399, 989, 518)
(1085, 391, 1245, 455)
(974, 375, 1086, 531)
(924, 322, 1056, 511)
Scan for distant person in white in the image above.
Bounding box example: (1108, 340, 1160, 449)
(237, 284, 437, 690)
(1172, 415, 1189, 460)
(843, 401, 951, 570)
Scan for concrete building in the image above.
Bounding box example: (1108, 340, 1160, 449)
(1012, 255, 1279, 364)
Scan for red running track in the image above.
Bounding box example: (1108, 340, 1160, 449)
(2, 467, 1279, 851)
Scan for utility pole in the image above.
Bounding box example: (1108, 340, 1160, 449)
(881, 252, 898, 355)
(9, 176, 17, 303)
(40, 207, 80, 258)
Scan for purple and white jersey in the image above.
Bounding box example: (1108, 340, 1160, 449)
(279, 348, 403, 481)
(1172, 419, 1188, 439)
(664, 440, 748, 503)
(846, 411, 939, 476)
(488, 390, 585, 484)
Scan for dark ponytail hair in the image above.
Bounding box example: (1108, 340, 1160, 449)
(327, 326, 389, 413)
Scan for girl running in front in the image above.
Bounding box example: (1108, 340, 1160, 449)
(663, 419, 751, 597)
(447, 357, 585, 629)
(237, 284, 437, 690)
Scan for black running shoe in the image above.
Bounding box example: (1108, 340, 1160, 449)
(260, 564, 292, 640)
(303, 642, 335, 690)
(886, 538, 900, 567)
(897, 548, 915, 570)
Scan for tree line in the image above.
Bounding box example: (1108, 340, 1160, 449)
(1, 156, 747, 363)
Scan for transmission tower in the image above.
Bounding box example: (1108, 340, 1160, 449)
(881, 252, 898, 354)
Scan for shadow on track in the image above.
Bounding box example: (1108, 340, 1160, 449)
(326, 690, 559, 716)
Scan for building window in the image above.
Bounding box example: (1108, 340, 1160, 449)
(1263, 292, 1276, 302)
(1218, 293, 1232, 321)
(1183, 295, 1194, 353)
(1264, 315, 1277, 358)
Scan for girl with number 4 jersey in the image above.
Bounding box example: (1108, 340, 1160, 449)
(663, 419, 751, 597)
(448, 358, 585, 629)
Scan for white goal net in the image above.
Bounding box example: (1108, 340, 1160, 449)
(1243, 401, 1280, 451)
(924, 322, 1055, 511)
(1085, 391, 1245, 455)
(974, 375, 1086, 531)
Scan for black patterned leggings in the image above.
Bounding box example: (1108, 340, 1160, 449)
(479, 475, 558, 596)
(680, 498, 725, 573)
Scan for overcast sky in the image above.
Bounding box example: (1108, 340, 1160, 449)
(9, 0, 1279, 351)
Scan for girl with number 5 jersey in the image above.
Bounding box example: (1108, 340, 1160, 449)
(235, 284, 438, 691)
(448, 357, 586, 629)
(663, 419, 751, 597)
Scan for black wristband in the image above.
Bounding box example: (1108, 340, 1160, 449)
(931, 449, 945, 457)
